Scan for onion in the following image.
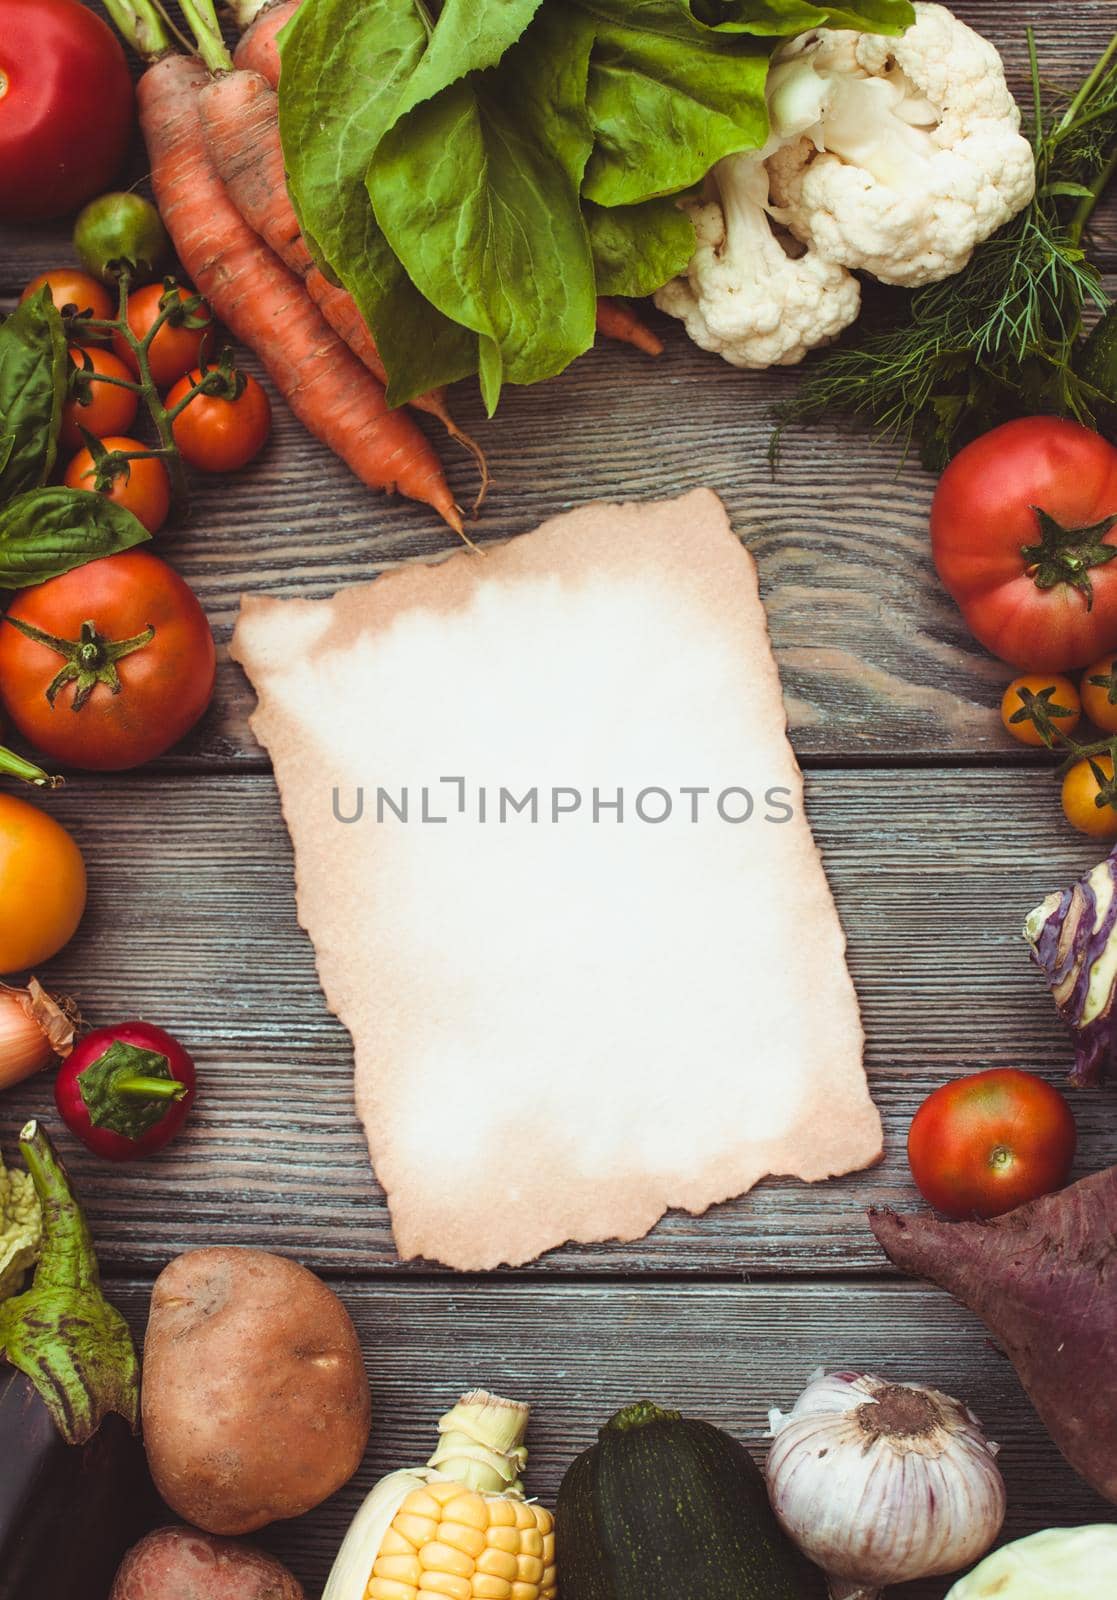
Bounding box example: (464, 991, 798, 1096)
(0, 980, 76, 1091)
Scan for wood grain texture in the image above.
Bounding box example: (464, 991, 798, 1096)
(3, 768, 1113, 1275)
(0, 6, 1113, 766)
(108, 1277, 1114, 1600)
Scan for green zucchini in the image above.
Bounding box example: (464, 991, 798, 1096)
(556, 1401, 826, 1599)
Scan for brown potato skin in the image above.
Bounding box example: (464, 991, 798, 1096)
(110, 1526, 305, 1600)
(142, 1247, 371, 1534)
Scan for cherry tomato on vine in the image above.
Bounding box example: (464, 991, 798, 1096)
(20, 268, 112, 322)
(0, 791, 86, 972)
(999, 674, 1081, 748)
(931, 418, 1117, 671)
(908, 1069, 1077, 1219)
(60, 346, 139, 450)
(1080, 655, 1117, 733)
(114, 282, 213, 388)
(166, 366, 271, 473)
(0, 550, 216, 772)
(73, 191, 169, 285)
(0, 0, 133, 223)
(63, 435, 170, 535)
(1061, 753, 1117, 839)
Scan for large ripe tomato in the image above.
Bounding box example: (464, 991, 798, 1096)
(0, 792, 86, 972)
(0, 0, 134, 223)
(63, 435, 171, 535)
(166, 367, 272, 473)
(907, 1068, 1077, 1219)
(931, 418, 1117, 671)
(0, 551, 216, 771)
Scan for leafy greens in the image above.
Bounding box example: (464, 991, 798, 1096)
(278, 0, 914, 411)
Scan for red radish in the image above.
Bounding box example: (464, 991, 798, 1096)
(55, 1021, 197, 1161)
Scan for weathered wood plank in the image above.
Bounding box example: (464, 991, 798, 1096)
(2, 768, 1113, 1274)
(107, 1278, 1115, 1600)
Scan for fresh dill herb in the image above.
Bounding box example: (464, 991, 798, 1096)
(776, 29, 1117, 470)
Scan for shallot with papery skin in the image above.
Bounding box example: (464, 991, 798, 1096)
(0, 980, 76, 1091)
(765, 1371, 1006, 1600)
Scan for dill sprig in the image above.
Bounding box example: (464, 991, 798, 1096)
(776, 28, 1117, 470)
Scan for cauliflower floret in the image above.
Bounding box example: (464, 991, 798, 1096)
(0, 1151, 41, 1301)
(653, 151, 861, 370)
(766, 1, 1036, 287)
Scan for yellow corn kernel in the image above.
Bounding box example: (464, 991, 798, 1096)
(427, 1481, 465, 1507)
(512, 1504, 536, 1531)
(472, 1577, 511, 1600)
(476, 1547, 518, 1581)
(541, 1535, 554, 1564)
(382, 1528, 419, 1556)
(511, 1584, 541, 1600)
(403, 1490, 445, 1520)
(485, 1500, 517, 1527)
(374, 1554, 422, 1585)
(518, 1530, 542, 1559)
(531, 1507, 553, 1535)
(419, 1541, 473, 1580)
(368, 1580, 417, 1600)
(444, 1493, 488, 1531)
(417, 1574, 471, 1600)
(438, 1522, 486, 1560)
(485, 1526, 520, 1555)
(542, 1566, 557, 1590)
(516, 1555, 543, 1584)
(395, 1515, 439, 1548)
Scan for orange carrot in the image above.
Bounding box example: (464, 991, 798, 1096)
(198, 67, 488, 506)
(231, 0, 299, 83)
(137, 54, 466, 538)
(595, 297, 664, 357)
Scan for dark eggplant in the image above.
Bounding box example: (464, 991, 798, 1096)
(0, 1121, 153, 1600)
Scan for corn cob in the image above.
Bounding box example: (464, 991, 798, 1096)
(324, 1390, 557, 1600)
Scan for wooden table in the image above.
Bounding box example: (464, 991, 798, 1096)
(2, 5, 1116, 1594)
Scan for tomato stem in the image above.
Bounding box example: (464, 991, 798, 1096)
(3, 617, 156, 712)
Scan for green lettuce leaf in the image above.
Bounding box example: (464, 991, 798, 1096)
(278, 0, 478, 400)
(586, 197, 697, 297)
(369, 6, 598, 412)
(0, 290, 69, 502)
(388, 0, 545, 119)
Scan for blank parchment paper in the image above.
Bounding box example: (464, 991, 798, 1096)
(230, 491, 882, 1269)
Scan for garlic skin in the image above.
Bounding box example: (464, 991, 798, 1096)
(766, 1371, 1006, 1597)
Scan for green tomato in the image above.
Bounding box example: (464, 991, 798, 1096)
(73, 193, 170, 285)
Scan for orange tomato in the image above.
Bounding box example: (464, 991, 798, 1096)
(60, 345, 139, 450)
(1000, 674, 1081, 747)
(0, 792, 86, 972)
(1081, 655, 1117, 733)
(114, 282, 213, 388)
(20, 268, 112, 321)
(165, 367, 271, 473)
(63, 435, 171, 534)
(1062, 754, 1117, 839)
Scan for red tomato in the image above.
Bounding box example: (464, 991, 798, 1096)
(114, 282, 214, 388)
(0, 550, 215, 771)
(166, 367, 272, 473)
(931, 418, 1117, 672)
(60, 346, 139, 450)
(63, 434, 171, 535)
(907, 1069, 1077, 1219)
(0, 0, 133, 223)
(20, 268, 113, 322)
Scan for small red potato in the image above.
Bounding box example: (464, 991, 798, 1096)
(141, 1247, 371, 1534)
(110, 1526, 305, 1600)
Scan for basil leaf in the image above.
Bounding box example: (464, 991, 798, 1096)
(0, 289, 69, 501)
(0, 488, 151, 589)
(369, 5, 598, 412)
(587, 197, 696, 296)
(278, 0, 478, 402)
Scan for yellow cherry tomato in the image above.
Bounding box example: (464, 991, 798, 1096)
(1000, 674, 1081, 747)
(0, 794, 87, 972)
(1062, 755, 1117, 840)
(1081, 655, 1117, 734)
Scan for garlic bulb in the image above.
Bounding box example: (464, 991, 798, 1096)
(0, 980, 76, 1091)
(766, 1370, 1006, 1600)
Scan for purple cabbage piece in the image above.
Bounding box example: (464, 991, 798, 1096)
(1026, 847, 1117, 1087)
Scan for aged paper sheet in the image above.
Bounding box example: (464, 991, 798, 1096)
(231, 490, 882, 1268)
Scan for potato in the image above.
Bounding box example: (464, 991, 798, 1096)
(142, 1247, 371, 1535)
(110, 1526, 305, 1600)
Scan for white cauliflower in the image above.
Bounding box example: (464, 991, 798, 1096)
(765, 1, 1036, 286)
(653, 149, 861, 369)
(0, 1149, 41, 1301)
